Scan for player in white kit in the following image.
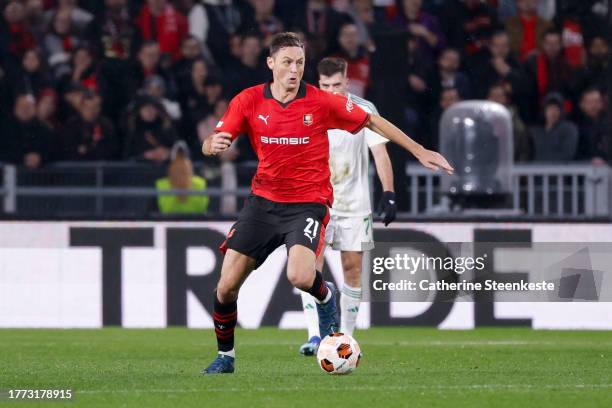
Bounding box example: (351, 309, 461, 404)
(299, 57, 397, 355)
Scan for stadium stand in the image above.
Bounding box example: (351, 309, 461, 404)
(0, 0, 611, 217)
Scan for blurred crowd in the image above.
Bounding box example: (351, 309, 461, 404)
(0, 0, 610, 173)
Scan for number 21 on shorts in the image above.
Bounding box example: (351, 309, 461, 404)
(303, 217, 319, 243)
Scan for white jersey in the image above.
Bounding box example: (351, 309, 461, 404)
(328, 94, 388, 217)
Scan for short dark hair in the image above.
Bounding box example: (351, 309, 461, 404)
(581, 86, 602, 98)
(269, 32, 304, 56)
(317, 57, 347, 77)
(541, 28, 561, 41)
(490, 28, 509, 40)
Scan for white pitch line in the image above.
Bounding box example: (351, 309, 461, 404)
(78, 384, 612, 395)
(228, 340, 612, 347)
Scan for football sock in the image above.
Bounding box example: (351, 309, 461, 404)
(219, 349, 235, 358)
(300, 290, 320, 339)
(306, 270, 330, 304)
(213, 294, 237, 352)
(340, 284, 362, 336)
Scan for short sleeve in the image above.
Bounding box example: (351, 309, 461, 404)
(365, 128, 388, 147)
(325, 92, 370, 134)
(215, 92, 248, 140)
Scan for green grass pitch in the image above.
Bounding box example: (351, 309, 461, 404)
(0, 328, 610, 407)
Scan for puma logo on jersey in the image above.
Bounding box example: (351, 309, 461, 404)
(257, 114, 270, 125)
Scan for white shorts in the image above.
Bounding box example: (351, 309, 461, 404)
(325, 214, 374, 252)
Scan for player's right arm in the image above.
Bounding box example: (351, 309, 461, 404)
(202, 92, 248, 156)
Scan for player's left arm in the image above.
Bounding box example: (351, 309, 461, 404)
(370, 143, 396, 226)
(367, 115, 454, 175)
(370, 143, 393, 192)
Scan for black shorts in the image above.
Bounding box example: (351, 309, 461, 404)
(219, 194, 330, 267)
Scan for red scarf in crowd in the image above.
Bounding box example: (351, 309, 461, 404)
(536, 54, 549, 103)
(8, 23, 36, 57)
(562, 20, 584, 68)
(519, 15, 537, 61)
(136, 4, 187, 60)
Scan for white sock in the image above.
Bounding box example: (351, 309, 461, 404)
(219, 349, 235, 358)
(300, 290, 320, 339)
(340, 284, 362, 336)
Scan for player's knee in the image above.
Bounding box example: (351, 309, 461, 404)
(216, 280, 239, 303)
(343, 265, 362, 287)
(286, 267, 314, 290)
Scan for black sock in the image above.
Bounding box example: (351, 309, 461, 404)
(306, 270, 329, 303)
(213, 293, 237, 352)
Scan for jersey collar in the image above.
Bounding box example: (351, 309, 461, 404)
(263, 81, 307, 108)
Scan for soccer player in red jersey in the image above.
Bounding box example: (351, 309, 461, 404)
(201, 32, 453, 374)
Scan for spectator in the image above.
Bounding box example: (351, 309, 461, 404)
(176, 0, 208, 47)
(299, 0, 352, 61)
(531, 92, 578, 162)
(43, 9, 82, 78)
(8, 48, 51, 101)
(440, 0, 498, 56)
(224, 33, 269, 98)
(203, 77, 224, 106)
(391, 0, 445, 67)
(487, 83, 531, 161)
(86, 0, 135, 60)
(43, 0, 93, 35)
(571, 35, 609, 98)
(173, 35, 205, 86)
(179, 58, 218, 151)
(61, 92, 117, 160)
(36, 87, 59, 131)
(197, 98, 228, 145)
(56, 82, 86, 123)
(241, 0, 284, 45)
(23, 0, 47, 42)
(155, 141, 209, 214)
(135, 0, 189, 61)
(345, 0, 376, 52)
(124, 95, 177, 163)
(57, 46, 99, 94)
(198, 0, 242, 66)
(429, 48, 471, 103)
(521, 29, 572, 124)
(429, 86, 462, 150)
(468, 30, 524, 100)
(1, 1, 37, 61)
(404, 33, 431, 143)
(128, 41, 164, 97)
(575, 88, 610, 164)
(0, 94, 52, 169)
(330, 22, 370, 97)
(142, 75, 182, 121)
(553, 3, 587, 69)
(505, 0, 552, 61)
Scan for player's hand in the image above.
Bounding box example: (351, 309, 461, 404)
(377, 191, 397, 227)
(416, 148, 454, 175)
(204, 132, 232, 155)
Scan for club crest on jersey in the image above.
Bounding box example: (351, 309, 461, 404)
(303, 114, 313, 126)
